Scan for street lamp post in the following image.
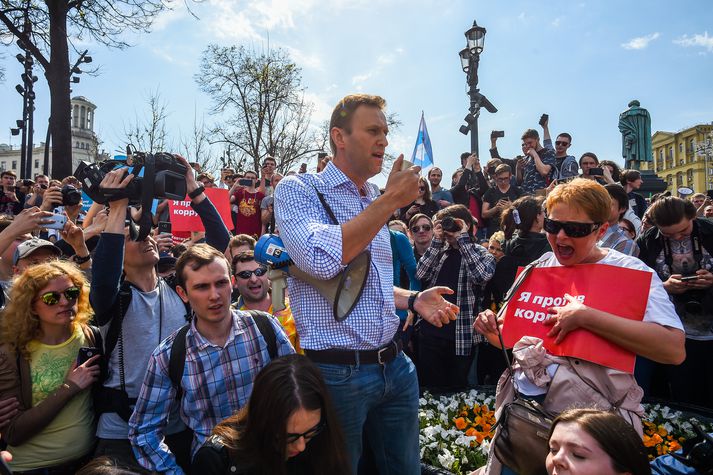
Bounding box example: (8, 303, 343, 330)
(15, 15, 38, 179)
(43, 49, 92, 175)
(458, 20, 497, 156)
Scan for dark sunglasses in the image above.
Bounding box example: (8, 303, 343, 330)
(38, 286, 81, 306)
(235, 267, 268, 279)
(286, 419, 326, 444)
(555, 141, 570, 147)
(543, 218, 601, 238)
(411, 225, 432, 233)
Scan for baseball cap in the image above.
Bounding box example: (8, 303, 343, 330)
(13, 238, 61, 266)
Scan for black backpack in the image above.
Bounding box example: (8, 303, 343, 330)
(167, 309, 278, 397)
(162, 309, 278, 473)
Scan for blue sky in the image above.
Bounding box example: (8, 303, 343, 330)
(1, 0, 712, 186)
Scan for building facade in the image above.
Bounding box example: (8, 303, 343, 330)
(0, 96, 101, 178)
(647, 123, 713, 194)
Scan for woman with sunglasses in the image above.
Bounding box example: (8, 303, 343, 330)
(0, 260, 101, 473)
(192, 354, 349, 474)
(475, 178, 685, 475)
(398, 176, 439, 222)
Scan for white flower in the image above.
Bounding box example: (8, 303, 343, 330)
(437, 448, 456, 469)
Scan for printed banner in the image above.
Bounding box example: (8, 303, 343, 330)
(167, 188, 232, 233)
(501, 264, 652, 373)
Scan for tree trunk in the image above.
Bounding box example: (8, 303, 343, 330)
(47, 0, 72, 179)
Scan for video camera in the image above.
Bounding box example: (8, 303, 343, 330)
(74, 145, 187, 241)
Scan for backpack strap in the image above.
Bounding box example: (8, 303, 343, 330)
(168, 324, 191, 400)
(244, 310, 277, 359)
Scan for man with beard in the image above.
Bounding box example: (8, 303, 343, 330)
(232, 250, 300, 351)
(427, 167, 453, 208)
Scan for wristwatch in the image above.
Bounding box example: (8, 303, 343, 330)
(188, 185, 205, 199)
(72, 254, 91, 265)
(407, 291, 421, 313)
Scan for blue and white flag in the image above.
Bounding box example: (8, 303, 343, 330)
(410, 112, 434, 169)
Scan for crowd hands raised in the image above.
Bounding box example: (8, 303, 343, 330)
(0, 100, 709, 475)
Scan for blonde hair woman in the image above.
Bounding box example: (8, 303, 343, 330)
(0, 260, 101, 473)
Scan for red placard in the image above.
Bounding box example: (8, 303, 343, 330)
(167, 188, 233, 233)
(501, 264, 652, 373)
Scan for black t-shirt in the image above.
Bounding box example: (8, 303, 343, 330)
(482, 186, 523, 236)
(420, 248, 461, 341)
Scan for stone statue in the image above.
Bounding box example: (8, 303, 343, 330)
(619, 100, 652, 169)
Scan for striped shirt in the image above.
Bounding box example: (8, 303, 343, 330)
(128, 310, 294, 474)
(598, 223, 640, 257)
(274, 162, 400, 350)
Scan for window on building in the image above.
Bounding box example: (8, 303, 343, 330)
(0, 162, 5, 171)
(34, 159, 39, 169)
(687, 169, 694, 183)
(676, 172, 683, 186)
(679, 143, 683, 153)
(80, 106, 86, 129)
(690, 138, 695, 151)
(11, 161, 17, 170)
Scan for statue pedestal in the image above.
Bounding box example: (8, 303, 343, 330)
(637, 170, 668, 198)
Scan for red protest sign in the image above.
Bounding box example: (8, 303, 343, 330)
(501, 264, 652, 373)
(167, 188, 233, 233)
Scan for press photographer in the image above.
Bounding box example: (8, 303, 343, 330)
(637, 196, 713, 409)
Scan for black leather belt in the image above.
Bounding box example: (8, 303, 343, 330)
(305, 339, 403, 365)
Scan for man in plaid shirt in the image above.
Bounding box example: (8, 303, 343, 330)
(416, 204, 496, 391)
(128, 245, 294, 474)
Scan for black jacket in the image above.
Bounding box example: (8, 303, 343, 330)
(637, 217, 713, 271)
(504, 231, 551, 269)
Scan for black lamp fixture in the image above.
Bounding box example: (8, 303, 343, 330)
(458, 19, 497, 155)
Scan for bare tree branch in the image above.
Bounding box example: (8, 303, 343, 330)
(197, 44, 316, 175)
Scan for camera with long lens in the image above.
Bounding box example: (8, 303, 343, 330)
(61, 185, 82, 206)
(74, 146, 187, 241)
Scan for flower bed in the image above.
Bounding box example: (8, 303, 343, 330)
(419, 390, 713, 474)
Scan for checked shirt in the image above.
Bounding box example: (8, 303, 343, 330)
(416, 235, 496, 355)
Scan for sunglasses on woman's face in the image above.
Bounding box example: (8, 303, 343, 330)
(543, 218, 601, 238)
(38, 286, 81, 306)
(411, 225, 432, 233)
(234, 267, 268, 280)
(286, 419, 326, 444)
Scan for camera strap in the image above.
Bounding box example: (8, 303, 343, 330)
(661, 219, 703, 272)
(134, 156, 157, 242)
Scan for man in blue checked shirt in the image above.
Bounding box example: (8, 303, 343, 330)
(275, 93, 460, 475)
(128, 244, 294, 474)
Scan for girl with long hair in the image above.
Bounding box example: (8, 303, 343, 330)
(192, 354, 350, 474)
(0, 260, 101, 473)
(547, 409, 651, 475)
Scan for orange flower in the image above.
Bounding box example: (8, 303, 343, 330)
(669, 440, 682, 452)
(454, 417, 467, 430)
(465, 427, 477, 437)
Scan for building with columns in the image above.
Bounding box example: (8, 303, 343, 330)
(0, 96, 102, 178)
(643, 123, 713, 194)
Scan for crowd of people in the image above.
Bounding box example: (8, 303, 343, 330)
(0, 93, 710, 475)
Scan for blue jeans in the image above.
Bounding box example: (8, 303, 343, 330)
(316, 352, 420, 475)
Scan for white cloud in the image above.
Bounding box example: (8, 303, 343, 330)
(674, 31, 713, 53)
(302, 91, 333, 123)
(284, 46, 324, 71)
(551, 17, 562, 28)
(352, 72, 373, 85)
(621, 32, 660, 50)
